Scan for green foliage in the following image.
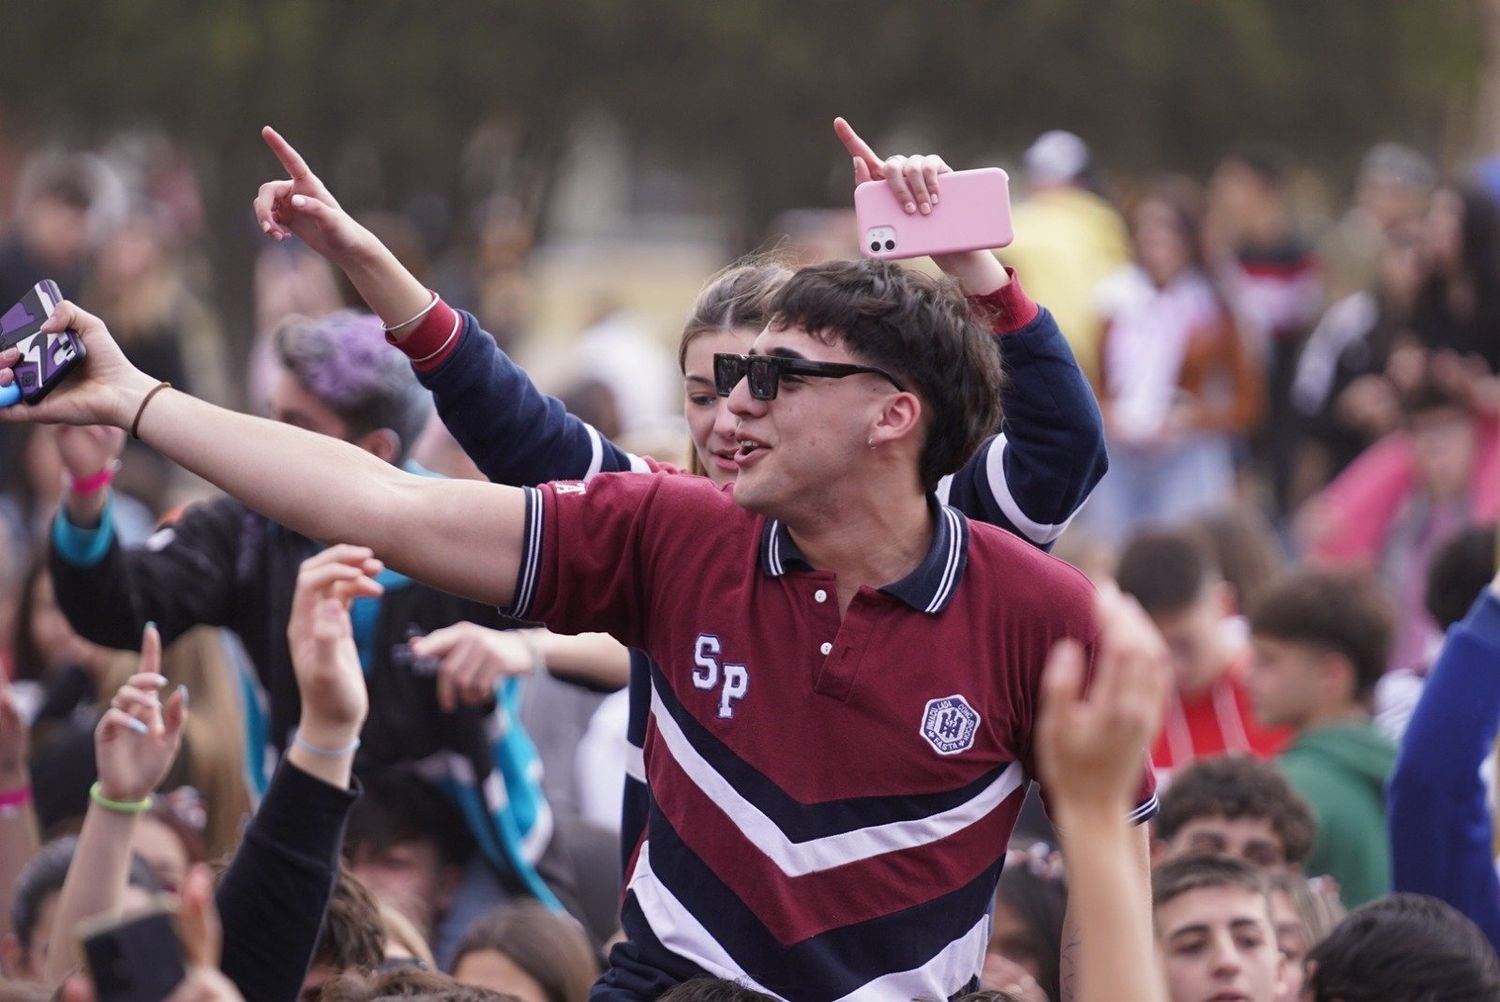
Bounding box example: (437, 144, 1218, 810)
(0, 0, 1485, 347)
(3, 0, 1483, 208)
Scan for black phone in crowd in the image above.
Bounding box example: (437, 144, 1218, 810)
(78, 907, 187, 1002)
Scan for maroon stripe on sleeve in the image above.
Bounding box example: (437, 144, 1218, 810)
(968, 268, 1039, 335)
(389, 298, 461, 370)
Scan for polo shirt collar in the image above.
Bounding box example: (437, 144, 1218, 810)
(758, 497, 970, 615)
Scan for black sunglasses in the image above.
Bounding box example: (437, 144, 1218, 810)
(713, 352, 907, 400)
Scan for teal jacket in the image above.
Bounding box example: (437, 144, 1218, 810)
(1280, 722, 1397, 907)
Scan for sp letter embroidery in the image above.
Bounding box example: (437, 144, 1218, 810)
(693, 634, 749, 719)
(920, 695, 979, 755)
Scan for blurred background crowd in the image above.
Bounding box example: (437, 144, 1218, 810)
(3, 2, 1500, 1000)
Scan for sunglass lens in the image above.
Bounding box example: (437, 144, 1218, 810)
(748, 356, 778, 400)
(714, 354, 746, 396)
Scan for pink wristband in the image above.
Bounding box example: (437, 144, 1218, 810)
(0, 785, 32, 810)
(69, 463, 118, 495)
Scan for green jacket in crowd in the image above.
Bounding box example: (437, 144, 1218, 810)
(1279, 721, 1397, 907)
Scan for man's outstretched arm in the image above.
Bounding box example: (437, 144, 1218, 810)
(0, 302, 525, 610)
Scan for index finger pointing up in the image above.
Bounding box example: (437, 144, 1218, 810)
(262, 125, 312, 180)
(833, 117, 883, 178)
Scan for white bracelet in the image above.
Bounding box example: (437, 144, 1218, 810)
(409, 313, 462, 365)
(381, 290, 440, 334)
(292, 729, 361, 758)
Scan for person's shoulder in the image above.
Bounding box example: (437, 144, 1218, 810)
(567, 470, 749, 528)
(965, 519, 1097, 615)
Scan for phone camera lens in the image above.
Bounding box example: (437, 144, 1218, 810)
(870, 241, 881, 253)
(884, 240, 895, 251)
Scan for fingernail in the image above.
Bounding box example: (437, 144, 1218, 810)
(146, 621, 157, 631)
(126, 717, 148, 735)
(291, 194, 306, 207)
(904, 202, 916, 214)
(177, 684, 190, 708)
(149, 673, 169, 687)
(919, 203, 931, 215)
(930, 194, 939, 206)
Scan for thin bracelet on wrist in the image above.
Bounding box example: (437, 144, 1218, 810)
(89, 781, 153, 814)
(381, 290, 439, 334)
(292, 729, 361, 759)
(130, 382, 172, 440)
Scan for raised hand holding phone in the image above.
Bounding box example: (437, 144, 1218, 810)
(0, 280, 89, 407)
(833, 118, 1011, 294)
(834, 117, 1013, 264)
(0, 300, 159, 430)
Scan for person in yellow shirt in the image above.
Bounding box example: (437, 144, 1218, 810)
(1003, 130, 1130, 383)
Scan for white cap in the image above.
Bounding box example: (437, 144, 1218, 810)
(1024, 130, 1090, 185)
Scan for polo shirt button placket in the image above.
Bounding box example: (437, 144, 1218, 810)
(814, 589, 828, 604)
(819, 642, 833, 656)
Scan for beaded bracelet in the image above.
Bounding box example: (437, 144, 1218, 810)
(89, 781, 153, 814)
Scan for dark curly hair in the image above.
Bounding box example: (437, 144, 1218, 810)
(767, 259, 1005, 491)
(1156, 755, 1318, 866)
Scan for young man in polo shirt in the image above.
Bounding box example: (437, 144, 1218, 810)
(2, 249, 1155, 1000)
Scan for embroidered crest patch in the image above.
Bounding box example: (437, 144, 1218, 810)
(920, 694, 979, 755)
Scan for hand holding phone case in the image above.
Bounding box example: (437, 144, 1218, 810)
(854, 167, 1013, 260)
(0, 279, 87, 404)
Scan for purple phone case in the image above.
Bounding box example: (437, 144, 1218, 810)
(0, 279, 86, 404)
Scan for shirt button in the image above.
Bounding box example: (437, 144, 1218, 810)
(814, 589, 828, 604)
(820, 642, 833, 655)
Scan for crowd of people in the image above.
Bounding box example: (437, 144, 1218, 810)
(0, 111, 1496, 1002)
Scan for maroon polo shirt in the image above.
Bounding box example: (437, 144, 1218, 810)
(507, 472, 1156, 1000)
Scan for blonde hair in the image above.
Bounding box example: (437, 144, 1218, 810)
(677, 255, 794, 477)
(101, 627, 252, 859)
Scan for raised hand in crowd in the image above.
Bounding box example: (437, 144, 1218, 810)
(45, 623, 188, 984)
(834, 116, 1012, 294)
(253, 127, 432, 333)
(1035, 587, 1171, 1002)
(285, 546, 381, 789)
(54, 424, 127, 527)
(0, 669, 40, 951)
(254, 126, 363, 264)
(409, 623, 539, 713)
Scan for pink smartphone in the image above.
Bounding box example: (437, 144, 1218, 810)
(854, 167, 1013, 260)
